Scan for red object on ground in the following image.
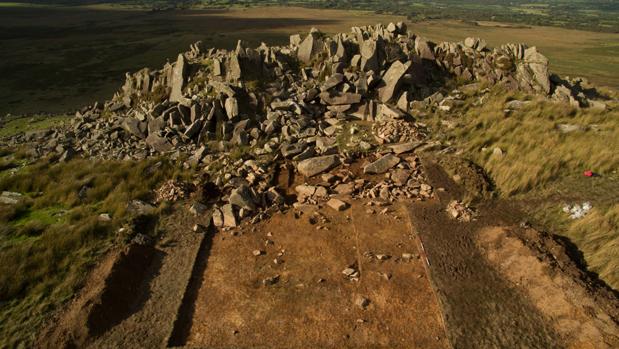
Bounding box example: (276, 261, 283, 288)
(584, 170, 594, 177)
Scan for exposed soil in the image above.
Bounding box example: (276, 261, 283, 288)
(38, 243, 161, 349)
(37, 157, 619, 349)
(181, 201, 448, 349)
(407, 157, 619, 348)
(37, 206, 212, 349)
(478, 227, 619, 348)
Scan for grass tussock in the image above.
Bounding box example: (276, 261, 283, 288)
(0, 157, 187, 349)
(436, 88, 619, 195)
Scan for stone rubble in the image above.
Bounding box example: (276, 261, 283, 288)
(0, 22, 603, 230)
(446, 200, 474, 222)
(155, 180, 191, 203)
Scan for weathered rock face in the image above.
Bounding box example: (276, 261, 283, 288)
(297, 31, 323, 65)
(523, 47, 551, 94)
(146, 133, 173, 153)
(360, 38, 380, 72)
(229, 184, 256, 211)
(224, 97, 239, 120)
(228, 53, 243, 80)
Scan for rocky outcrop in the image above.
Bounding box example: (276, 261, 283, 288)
(2, 22, 604, 231)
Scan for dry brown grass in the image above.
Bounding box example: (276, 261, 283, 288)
(436, 89, 619, 195)
(568, 204, 619, 288)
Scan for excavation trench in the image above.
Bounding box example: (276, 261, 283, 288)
(171, 200, 448, 349)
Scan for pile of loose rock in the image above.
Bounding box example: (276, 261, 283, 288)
(1, 22, 604, 228)
(446, 200, 475, 222)
(155, 180, 191, 203)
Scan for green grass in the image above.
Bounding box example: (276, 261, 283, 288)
(0, 157, 192, 348)
(0, 114, 70, 138)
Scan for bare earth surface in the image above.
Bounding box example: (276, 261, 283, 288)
(40, 159, 619, 349)
(408, 159, 619, 349)
(478, 227, 619, 349)
(38, 208, 212, 349)
(182, 201, 448, 349)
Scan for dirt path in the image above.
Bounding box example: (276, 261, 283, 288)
(179, 201, 448, 349)
(407, 159, 619, 349)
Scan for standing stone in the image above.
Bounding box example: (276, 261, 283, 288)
(378, 61, 411, 103)
(228, 53, 242, 80)
(524, 47, 551, 94)
(360, 39, 379, 72)
(297, 32, 322, 65)
(335, 35, 346, 60)
(212, 58, 223, 76)
(415, 37, 435, 61)
(169, 54, 186, 103)
(225, 97, 239, 119)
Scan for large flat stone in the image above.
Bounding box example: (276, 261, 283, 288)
(363, 154, 401, 174)
(319, 92, 362, 106)
(297, 155, 340, 177)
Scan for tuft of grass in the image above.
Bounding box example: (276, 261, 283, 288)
(567, 204, 619, 288)
(229, 145, 252, 161)
(525, 174, 619, 290)
(0, 158, 19, 172)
